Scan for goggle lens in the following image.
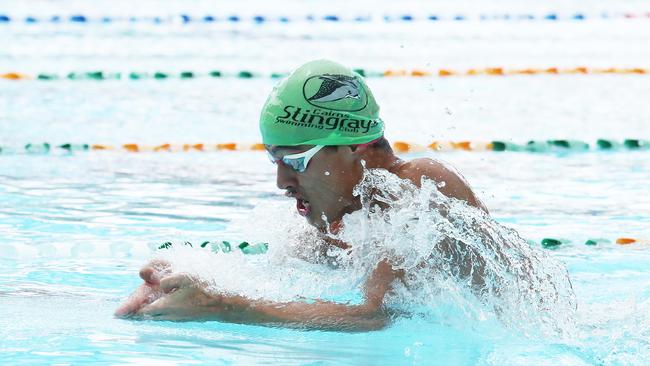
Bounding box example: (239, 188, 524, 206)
(266, 145, 324, 173)
(284, 157, 306, 172)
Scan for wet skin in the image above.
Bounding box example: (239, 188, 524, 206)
(268, 144, 486, 231)
(268, 144, 369, 231)
(116, 143, 487, 330)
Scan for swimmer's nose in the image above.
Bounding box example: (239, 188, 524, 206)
(276, 163, 298, 191)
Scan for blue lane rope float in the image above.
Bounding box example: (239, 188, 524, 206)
(1, 139, 649, 155)
(2, 67, 649, 82)
(1, 13, 649, 24)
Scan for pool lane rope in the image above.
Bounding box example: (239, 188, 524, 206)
(2, 67, 650, 81)
(540, 237, 650, 248)
(2, 140, 648, 155)
(158, 237, 648, 255)
(159, 240, 269, 254)
(1, 12, 649, 24)
(6, 236, 644, 259)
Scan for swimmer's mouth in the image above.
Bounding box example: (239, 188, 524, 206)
(296, 198, 311, 217)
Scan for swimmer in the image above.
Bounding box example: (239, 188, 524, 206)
(115, 60, 491, 330)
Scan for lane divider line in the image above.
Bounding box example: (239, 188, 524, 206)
(5, 237, 645, 259)
(158, 237, 650, 255)
(2, 67, 649, 81)
(1, 139, 648, 155)
(540, 237, 650, 248)
(1, 13, 650, 24)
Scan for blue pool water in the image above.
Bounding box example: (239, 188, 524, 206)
(1, 151, 649, 364)
(2, 0, 650, 364)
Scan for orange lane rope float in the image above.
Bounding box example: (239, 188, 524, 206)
(540, 237, 650, 248)
(156, 237, 649, 255)
(2, 140, 649, 155)
(1, 67, 649, 82)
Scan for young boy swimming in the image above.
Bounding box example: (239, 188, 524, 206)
(115, 60, 571, 331)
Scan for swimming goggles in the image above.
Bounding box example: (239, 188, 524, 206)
(267, 145, 325, 173)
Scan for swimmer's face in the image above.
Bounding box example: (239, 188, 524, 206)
(267, 145, 364, 231)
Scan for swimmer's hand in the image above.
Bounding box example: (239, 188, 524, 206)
(118, 260, 399, 332)
(114, 260, 171, 318)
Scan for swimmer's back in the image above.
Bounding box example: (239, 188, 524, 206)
(392, 158, 488, 213)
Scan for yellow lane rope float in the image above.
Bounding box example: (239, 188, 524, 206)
(2, 67, 649, 81)
(2, 140, 649, 155)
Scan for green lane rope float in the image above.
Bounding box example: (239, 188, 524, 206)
(2, 71, 272, 81)
(155, 237, 647, 255)
(158, 240, 269, 255)
(540, 238, 566, 248)
(1, 12, 649, 24)
(1, 139, 649, 155)
(488, 139, 593, 152)
(537, 237, 650, 249)
(3, 67, 650, 82)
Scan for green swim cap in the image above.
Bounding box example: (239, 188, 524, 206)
(259, 59, 384, 146)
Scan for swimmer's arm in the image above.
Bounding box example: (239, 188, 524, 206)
(398, 158, 488, 213)
(134, 260, 400, 331)
(245, 260, 399, 331)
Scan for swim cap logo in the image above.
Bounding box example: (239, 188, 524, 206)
(302, 74, 368, 112)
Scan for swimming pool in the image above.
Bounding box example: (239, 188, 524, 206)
(2, 0, 650, 364)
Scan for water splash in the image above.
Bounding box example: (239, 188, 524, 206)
(574, 298, 650, 364)
(154, 206, 364, 304)
(157, 168, 577, 337)
(332, 168, 577, 337)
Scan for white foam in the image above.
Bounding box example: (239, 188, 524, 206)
(157, 167, 577, 336)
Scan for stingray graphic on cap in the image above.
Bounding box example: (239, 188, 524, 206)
(306, 74, 361, 103)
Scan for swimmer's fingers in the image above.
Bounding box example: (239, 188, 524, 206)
(139, 267, 157, 285)
(150, 259, 171, 273)
(138, 293, 180, 319)
(139, 260, 171, 285)
(114, 283, 163, 318)
(160, 273, 199, 294)
(114, 285, 147, 317)
(138, 287, 217, 320)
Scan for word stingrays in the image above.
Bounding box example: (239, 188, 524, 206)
(116, 59, 575, 331)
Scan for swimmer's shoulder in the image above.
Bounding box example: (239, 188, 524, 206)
(393, 158, 488, 213)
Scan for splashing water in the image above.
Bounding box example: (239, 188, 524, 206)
(155, 168, 576, 337)
(334, 168, 577, 337)
(154, 209, 361, 304)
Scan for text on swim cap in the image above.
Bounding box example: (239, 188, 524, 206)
(276, 106, 379, 133)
